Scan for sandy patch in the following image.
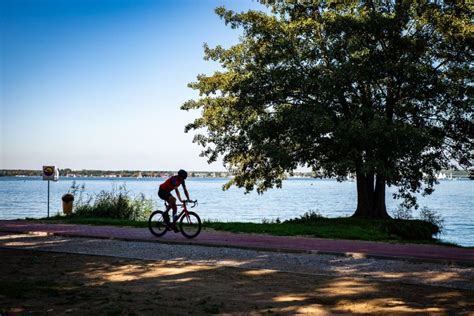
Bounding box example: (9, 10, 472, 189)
(1, 248, 473, 315)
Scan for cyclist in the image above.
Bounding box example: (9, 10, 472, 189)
(158, 169, 191, 229)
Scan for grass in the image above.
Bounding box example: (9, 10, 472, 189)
(34, 212, 459, 246)
(204, 219, 454, 245)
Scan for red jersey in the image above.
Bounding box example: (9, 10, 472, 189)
(159, 176, 185, 193)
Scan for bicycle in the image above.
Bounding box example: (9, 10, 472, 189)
(148, 200, 202, 239)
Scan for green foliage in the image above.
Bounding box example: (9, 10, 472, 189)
(68, 181, 88, 206)
(182, 1, 473, 213)
(284, 210, 324, 223)
(391, 205, 414, 220)
(73, 184, 154, 221)
(382, 219, 440, 240)
(261, 217, 281, 224)
(206, 215, 443, 243)
(391, 205, 444, 236)
(419, 207, 445, 233)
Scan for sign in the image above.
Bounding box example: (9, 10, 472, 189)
(43, 165, 59, 218)
(43, 166, 59, 181)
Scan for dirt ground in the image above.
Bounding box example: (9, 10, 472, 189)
(1, 248, 473, 315)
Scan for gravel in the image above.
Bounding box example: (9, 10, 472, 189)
(1, 232, 473, 291)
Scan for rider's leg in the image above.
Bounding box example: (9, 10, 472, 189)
(159, 189, 172, 222)
(167, 196, 178, 222)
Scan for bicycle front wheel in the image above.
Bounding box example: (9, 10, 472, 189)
(148, 210, 168, 237)
(179, 211, 201, 239)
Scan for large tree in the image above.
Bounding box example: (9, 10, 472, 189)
(182, 1, 473, 218)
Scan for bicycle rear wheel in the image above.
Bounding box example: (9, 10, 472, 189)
(179, 211, 201, 239)
(148, 210, 168, 237)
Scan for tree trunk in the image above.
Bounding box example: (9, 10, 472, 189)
(352, 171, 391, 219)
(373, 175, 390, 218)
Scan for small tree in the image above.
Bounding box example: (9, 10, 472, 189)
(182, 1, 473, 218)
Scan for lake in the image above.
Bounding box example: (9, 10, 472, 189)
(0, 177, 472, 246)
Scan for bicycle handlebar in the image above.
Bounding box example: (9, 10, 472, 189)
(183, 200, 198, 208)
(165, 200, 198, 208)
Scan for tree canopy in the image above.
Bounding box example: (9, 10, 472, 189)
(182, 0, 473, 218)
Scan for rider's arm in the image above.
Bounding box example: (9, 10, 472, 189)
(175, 187, 183, 203)
(182, 182, 191, 201)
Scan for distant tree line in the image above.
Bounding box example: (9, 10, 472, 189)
(0, 169, 232, 178)
(0, 169, 471, 178)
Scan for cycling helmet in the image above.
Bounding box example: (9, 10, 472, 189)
(178, 169, 188, 179)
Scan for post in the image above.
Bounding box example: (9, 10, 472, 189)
(47, 180, 50, 218)
(43, 166, 59, 218)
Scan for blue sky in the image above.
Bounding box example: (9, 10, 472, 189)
(0, 0, 264, 171)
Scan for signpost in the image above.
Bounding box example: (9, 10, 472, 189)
(42, 166, 59, 218)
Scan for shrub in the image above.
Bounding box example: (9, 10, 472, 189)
(391, 206, 413, 220)
(284, 210, 324, 224)
(68, 181, 87, 206)
(261, 217, 281, 224)
(419, 207, 444, 236)
(383, 219, 440, 240)
(388, 206, 444, 239)
(72, 184, 154, 221)
(283, 210, 440, 241)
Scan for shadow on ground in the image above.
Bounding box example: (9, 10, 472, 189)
(1, 248, 473, 315)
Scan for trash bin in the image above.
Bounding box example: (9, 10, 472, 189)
(62, 193, 74, 215)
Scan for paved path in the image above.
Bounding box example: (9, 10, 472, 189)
(1, 220, 473, 265)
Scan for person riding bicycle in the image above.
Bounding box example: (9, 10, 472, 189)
(158, 169, 191, 229)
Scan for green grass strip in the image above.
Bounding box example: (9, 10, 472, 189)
(33, 214, 461, 247)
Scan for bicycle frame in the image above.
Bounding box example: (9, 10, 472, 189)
(164, 200, 197, 222)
